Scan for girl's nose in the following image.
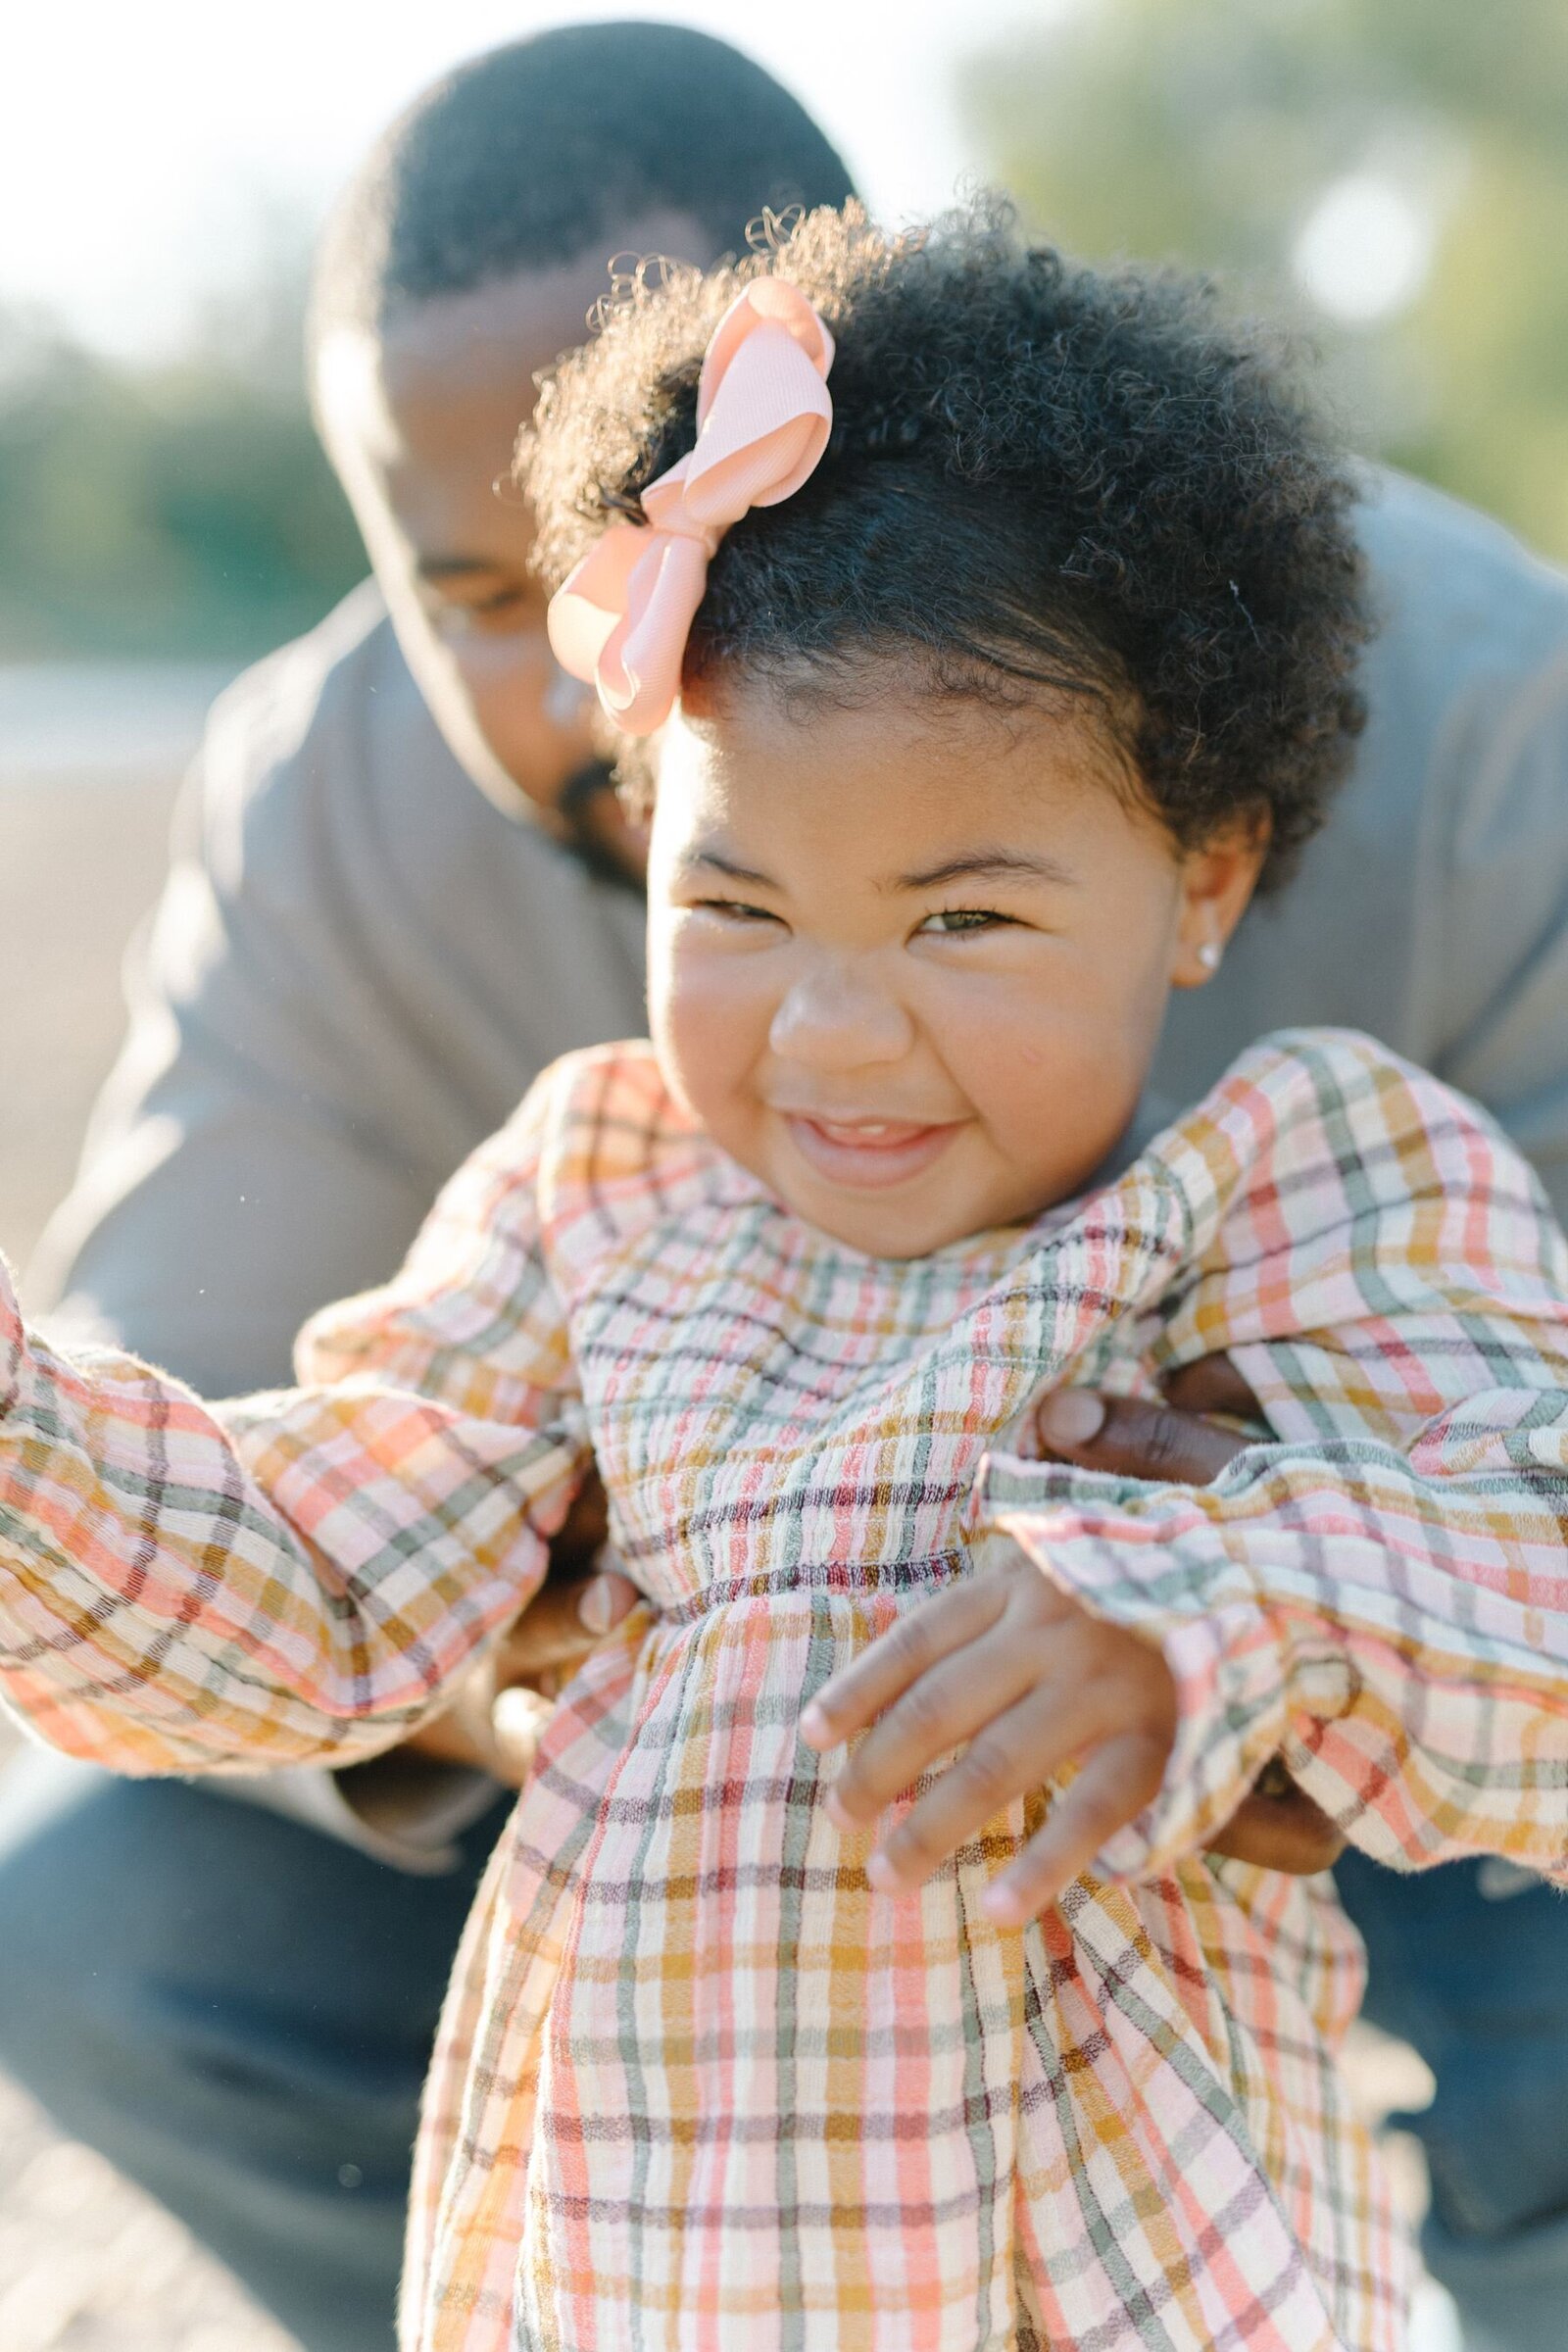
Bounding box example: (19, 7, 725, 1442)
(768, 961, 915, 1070)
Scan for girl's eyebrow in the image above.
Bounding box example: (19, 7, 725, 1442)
(893, 850, 1079, 891)
(682, 849, 776, 887)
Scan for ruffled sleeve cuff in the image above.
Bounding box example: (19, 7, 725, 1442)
(965, 1448, 1323, 1880)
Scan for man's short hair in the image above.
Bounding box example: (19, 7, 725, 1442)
(311, 22, 857, 349)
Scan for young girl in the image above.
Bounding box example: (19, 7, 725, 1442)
(5, 205, 1568, 2352)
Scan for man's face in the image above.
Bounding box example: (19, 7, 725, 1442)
(315, 214, 704, 875)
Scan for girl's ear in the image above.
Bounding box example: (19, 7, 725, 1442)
(1169, 818, 1270, 990)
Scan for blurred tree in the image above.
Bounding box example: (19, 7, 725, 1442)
(962, 0, 1568, 558)
(0, 289, 364, 660)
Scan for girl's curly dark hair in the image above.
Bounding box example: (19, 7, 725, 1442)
(522, 200, 1369, 887)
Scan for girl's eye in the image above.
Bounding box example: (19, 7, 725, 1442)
(694, 898, 782, 926)
(916, 907, 1014, 937)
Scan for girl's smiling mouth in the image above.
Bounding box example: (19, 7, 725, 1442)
(781, 1112, 966, 1190)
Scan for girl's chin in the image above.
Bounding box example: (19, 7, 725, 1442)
(774, 1164, 1023, 1260)
(707, 1112, 1043, 1254)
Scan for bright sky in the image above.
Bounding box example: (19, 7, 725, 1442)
(3, 0, 1063, 359)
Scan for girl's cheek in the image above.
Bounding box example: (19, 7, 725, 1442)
(958, 991, 1132, 1161)
(927, 968, 1078, 1097)
(646, 926, 702, 1107)
(653, 944, 769, 1119)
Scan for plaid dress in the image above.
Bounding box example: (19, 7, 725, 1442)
(5, 1029, 1568, 2352)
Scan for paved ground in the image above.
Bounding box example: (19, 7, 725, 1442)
(0, 2071, 298, 2352)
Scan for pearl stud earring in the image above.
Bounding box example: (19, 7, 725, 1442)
(1197, 939, 1223, 973)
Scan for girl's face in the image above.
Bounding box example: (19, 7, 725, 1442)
(648, 683, 1264, 1256)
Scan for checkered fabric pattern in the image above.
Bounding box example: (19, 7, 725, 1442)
(5, 1029, 1568, 2352)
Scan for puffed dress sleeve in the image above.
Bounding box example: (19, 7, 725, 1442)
(0, 1070, 588, 1776)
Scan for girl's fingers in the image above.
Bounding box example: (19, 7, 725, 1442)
(800, 1572, 1013, 1751)
(823, 1623, 1056, 1831)
(862, 1678, 1118, 1892)
(980, 1731, 1172, 1925)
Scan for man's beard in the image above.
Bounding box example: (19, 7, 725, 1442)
(554, 760, 646, 891)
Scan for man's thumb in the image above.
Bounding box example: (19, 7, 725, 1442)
(1033, 1389, 1249, 1486)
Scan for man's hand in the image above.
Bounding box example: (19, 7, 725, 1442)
(1031, 1355, 1264, 1482)
(404, 1469, 639, 1785)
(800, 1547, 1177, 1927)
(1031, 1360, 1345, 1875)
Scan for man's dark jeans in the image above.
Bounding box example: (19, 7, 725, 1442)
(0, 1758, 508, 2352)
(0, 1761, 1564, 2352)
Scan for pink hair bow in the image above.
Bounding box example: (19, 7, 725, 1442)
(547, 279, 835, 736)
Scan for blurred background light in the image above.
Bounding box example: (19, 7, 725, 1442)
(1292, 172, 1438, 325)
(966, 0, 1568, 562)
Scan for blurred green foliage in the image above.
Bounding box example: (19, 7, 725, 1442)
(0, 303, 364, 660)
(963, 0, 1568, 559)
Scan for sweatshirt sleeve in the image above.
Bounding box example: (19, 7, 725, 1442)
(0, 1079, 587, 1777)
(969, 1030, 1568, 1885)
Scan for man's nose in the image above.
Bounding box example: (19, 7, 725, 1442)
(768, 959, 914, 1069)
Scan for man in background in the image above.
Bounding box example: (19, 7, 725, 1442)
(3, 21, 1568, 2352)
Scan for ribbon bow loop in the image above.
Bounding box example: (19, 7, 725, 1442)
(548, 279, 835, 736)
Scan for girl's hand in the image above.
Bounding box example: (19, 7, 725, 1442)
(800, 1545, 1176, 1925)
